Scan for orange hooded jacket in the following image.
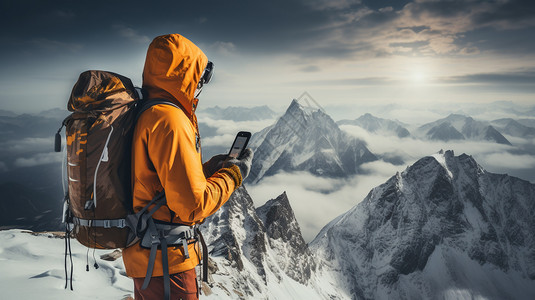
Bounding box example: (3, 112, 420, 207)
(122, 34, 242, 278)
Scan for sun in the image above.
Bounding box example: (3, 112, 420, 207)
(396, 57, 434, 85)
(410, 70, 427, 83)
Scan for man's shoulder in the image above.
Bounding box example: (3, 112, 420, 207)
(138, 102, 192, 131)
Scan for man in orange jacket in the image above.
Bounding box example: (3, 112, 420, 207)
(122, 34, 253, 299)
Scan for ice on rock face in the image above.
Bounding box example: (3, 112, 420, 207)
(310, 150, 535, 300)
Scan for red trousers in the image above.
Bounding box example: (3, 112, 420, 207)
(133, 268, 199, 300)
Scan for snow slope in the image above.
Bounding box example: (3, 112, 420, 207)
(0, 230, 132, 300)
(0, 187, 332, 300)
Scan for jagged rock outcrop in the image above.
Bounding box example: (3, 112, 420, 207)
(256, 192, 316, 284)
(201, 187, 316, 298)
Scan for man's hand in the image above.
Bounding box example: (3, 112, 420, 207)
(223, 148, 254, 180)
(202, 154, 228, 178)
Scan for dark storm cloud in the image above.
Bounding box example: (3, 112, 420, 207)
(0, 0, 332, 58)
(1, 0, 535, 62)
(472, 0, 535, 28)
(405, 0, 475, 18)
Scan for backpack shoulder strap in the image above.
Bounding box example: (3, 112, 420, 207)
(135, 98, 183, 122)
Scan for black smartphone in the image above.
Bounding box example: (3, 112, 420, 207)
(228, 131, 251, 159)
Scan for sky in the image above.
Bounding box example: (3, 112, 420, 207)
(1, 0, 534, 116)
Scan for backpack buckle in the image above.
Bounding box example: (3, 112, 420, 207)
(103, 220, 111, 228)
(117, 219, 126, 228)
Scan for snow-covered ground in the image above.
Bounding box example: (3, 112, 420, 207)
(0, 229, 329, 300)
(0, 229, 133, 300)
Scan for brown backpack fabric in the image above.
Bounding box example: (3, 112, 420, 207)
(62, 70, 140, 249)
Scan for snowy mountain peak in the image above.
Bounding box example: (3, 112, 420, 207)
(248, 101, 377, 183)
(289, 98, 324, 116)
(311, 151, 535, 299)
(431, 149, 455, 178)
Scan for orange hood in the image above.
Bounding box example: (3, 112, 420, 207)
(142, 34, 208, 116)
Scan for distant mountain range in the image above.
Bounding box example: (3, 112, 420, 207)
(491, 118, 535, 138)
(199, 105, 278, 121)
(1, 104, 534, 231)
(338, 113, 411, 138)
(337, 112, 533, 146)
(0, 163, 63, 231)
(416, 114, 512, 145)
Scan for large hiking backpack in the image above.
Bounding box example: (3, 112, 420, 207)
(56, 70, 207, 298)
(57, 70, 141, 249)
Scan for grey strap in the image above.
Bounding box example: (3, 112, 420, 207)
(133, 192, 166, 234)
(182, 239, 190, 259)
(135, 99, 182, 123)
(72, 217, 126, 228)
(197, 229, 209, 283)
(137, 190, 166, 216)
(141, 218, 159, 291)
(140, 223, 195, 248)
(161, 236, 170, 300)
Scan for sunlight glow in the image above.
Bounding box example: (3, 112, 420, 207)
(410, 70, 427, 83)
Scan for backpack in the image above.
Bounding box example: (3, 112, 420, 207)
(56, 70, 141, 249)
(56, 70, 207, 299)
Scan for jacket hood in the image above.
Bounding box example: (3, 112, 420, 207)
(142, 34, 208, 116)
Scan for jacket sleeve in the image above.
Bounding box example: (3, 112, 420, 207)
(144, 105, 241, 223)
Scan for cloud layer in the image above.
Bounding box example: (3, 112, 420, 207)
(14, 152, 63, 168)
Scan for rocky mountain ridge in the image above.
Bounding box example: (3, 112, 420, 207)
(200, 187, 319, 298)
(310, 150, 535, 299)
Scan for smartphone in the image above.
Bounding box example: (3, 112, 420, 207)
(228, 131, 251, 159)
